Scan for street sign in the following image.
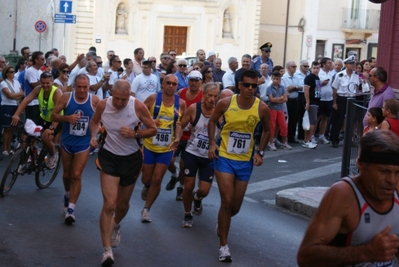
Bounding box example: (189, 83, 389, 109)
(60, 1, 72, 13)
(34, 20, 47, 33)
(54, 13, 76, 24)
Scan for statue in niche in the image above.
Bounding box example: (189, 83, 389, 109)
(222, 10, 233, 39)
(116, 3, 128, 34)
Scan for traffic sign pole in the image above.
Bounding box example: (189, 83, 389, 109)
(34, 20, 47, 51)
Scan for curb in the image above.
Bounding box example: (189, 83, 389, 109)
(275, 187, 329, 218)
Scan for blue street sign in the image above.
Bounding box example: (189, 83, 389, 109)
(54, 18, 76, 24)
(60, 1, 72, 13)
(55, 13, 76, 19)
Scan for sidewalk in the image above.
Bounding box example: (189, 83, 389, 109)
(275, 187, 329, 218)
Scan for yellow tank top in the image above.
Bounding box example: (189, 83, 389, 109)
(38, 85, 60, 122)
(143, 101, 181, 153)
(219, 94, 260, 161)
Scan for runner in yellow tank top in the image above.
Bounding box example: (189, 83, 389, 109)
(140, 74, 186, 223)
(208, 69, 271, 262)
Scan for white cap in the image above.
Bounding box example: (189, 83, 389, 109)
(188, 70, 202, 80)
(24, 119, 43, 137)
(343, 55, 355, 64)
(207, 51, 216, 59)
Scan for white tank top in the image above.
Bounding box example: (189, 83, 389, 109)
(343, 177, 399, 267)
(101, 96, 140, 155)
(186, 102, 212, 158)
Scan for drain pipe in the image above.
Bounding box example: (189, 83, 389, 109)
(283, 0, 290, 65)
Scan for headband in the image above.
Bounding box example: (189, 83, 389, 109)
(358, 150, 399, 166)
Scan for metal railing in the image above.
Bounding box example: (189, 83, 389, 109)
(341, 97, 368, 177)
(341, 8, 380, 30)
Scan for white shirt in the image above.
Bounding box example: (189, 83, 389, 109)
(68, 65, 81, 86)
(282, 72, 301, 99)
(258, 76, 271, 102)
(87, 74, 104, 99)
(24, 66, 42, 105)
(222, 69, 235, 89)
(131, 73, 160, 102)
(1, 80, 22, 106)
(331, 70, 359, 95)
(318, 69, 334, 101)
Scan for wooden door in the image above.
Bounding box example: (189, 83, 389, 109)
(163, 26, 187, 55)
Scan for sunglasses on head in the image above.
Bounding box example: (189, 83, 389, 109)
(240, 82, 258, 88)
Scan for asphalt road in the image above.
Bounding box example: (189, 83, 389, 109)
(0, 141, 343, 266)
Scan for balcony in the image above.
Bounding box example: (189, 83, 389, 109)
(341, 8, 380, 38)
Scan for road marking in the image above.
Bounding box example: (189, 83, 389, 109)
(245, 162, 341, 195)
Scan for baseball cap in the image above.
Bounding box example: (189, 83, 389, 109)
(207, 51, 216, 59)
(188, 70, 202, 80)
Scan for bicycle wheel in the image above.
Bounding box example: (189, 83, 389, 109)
(0, 148, 24, 197)
(35, 144, 62, 189)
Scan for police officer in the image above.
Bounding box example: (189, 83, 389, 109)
(251, 42, 273, 75)
(329, 56, 359, 148)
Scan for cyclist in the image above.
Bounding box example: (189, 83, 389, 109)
(11, 72, 62, 169)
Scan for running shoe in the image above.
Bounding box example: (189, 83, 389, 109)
(2, 151, 9, 156)
(193, 194, 203, 216)
(64, 208, 75, 224)
(182, 213, 193, 228)
(311, 137, 317, 144)
(46, 152, 59, 169)
(141, 186, 149, 201)
(141, 208, 152, 223)
(318, 136, 330, 144)
(111, 224, 121, 248)
(101, 247, 114, 266)
(302, 141, 317, 149)
(165, 176, 177, 191)
(281, 143, 292, 150)
(274, 139, 282, 148)
(63, 195, 70, 213)
(268, 143, 277, 151)
(176, 187, 183, 201)
(219, 245, 232, 262)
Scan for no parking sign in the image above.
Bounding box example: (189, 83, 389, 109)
(34, 20, 47, 33)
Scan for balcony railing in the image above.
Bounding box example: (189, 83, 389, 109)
(341, 8, 380, 30)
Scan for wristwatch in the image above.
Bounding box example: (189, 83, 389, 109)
(257, 150, 264, 158)
(49, 125, 55, 130)
(135, 131, 140, 138)
(101, 79, 105, 83)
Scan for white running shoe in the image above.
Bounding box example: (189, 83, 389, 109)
(281, 143, 292, 150)
(318, 136, 330, 144)
(101, 247, 114, 266)
(46, 152, 59, 169)
(141, 208, 152, 223)
(311, 137, 317, 144)
(268, 143, 277, 151)
(111, 224, 121, 248)
(302, 141, 317, 149)
(219, 245, 232, 262)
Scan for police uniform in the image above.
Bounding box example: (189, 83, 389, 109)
(251, 42, 273, 75)
(329, 56, 359, 146)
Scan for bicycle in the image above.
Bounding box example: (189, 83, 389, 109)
(0, 122, 62, 197)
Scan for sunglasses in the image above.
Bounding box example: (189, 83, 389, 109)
(114, 60, 122, 63)
(162, 57, 170, 60)
(302, 65, 310, 68)
(109, 54, 115, 57)
(240, 82, 258, 88)
(206, 70, 213, 73)
(178, 64, 187, 68)
(61, 70, 69, 74)
(261, 49, 270, 52)
(169, 53, 176, 56)
(8, 70, 15, 73)
(165, 81, 177, 86)
(149, 60, 156, 63)
(290, 66, 297, 68)
(193, 67, 200, 70)
(97, 61, 103, 64)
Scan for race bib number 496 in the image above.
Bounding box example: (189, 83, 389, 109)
(227, 131, 251, 154)
(153, 128, 172, 146)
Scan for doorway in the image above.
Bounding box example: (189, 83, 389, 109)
(163, 26, 187, 55)
(315, 40, 326, 61)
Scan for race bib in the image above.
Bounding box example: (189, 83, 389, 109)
(70, 116, 89, 136)
(194, 134, 210, 155)
(227, 131, 251, 154)
(153, 128, 172, 146)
